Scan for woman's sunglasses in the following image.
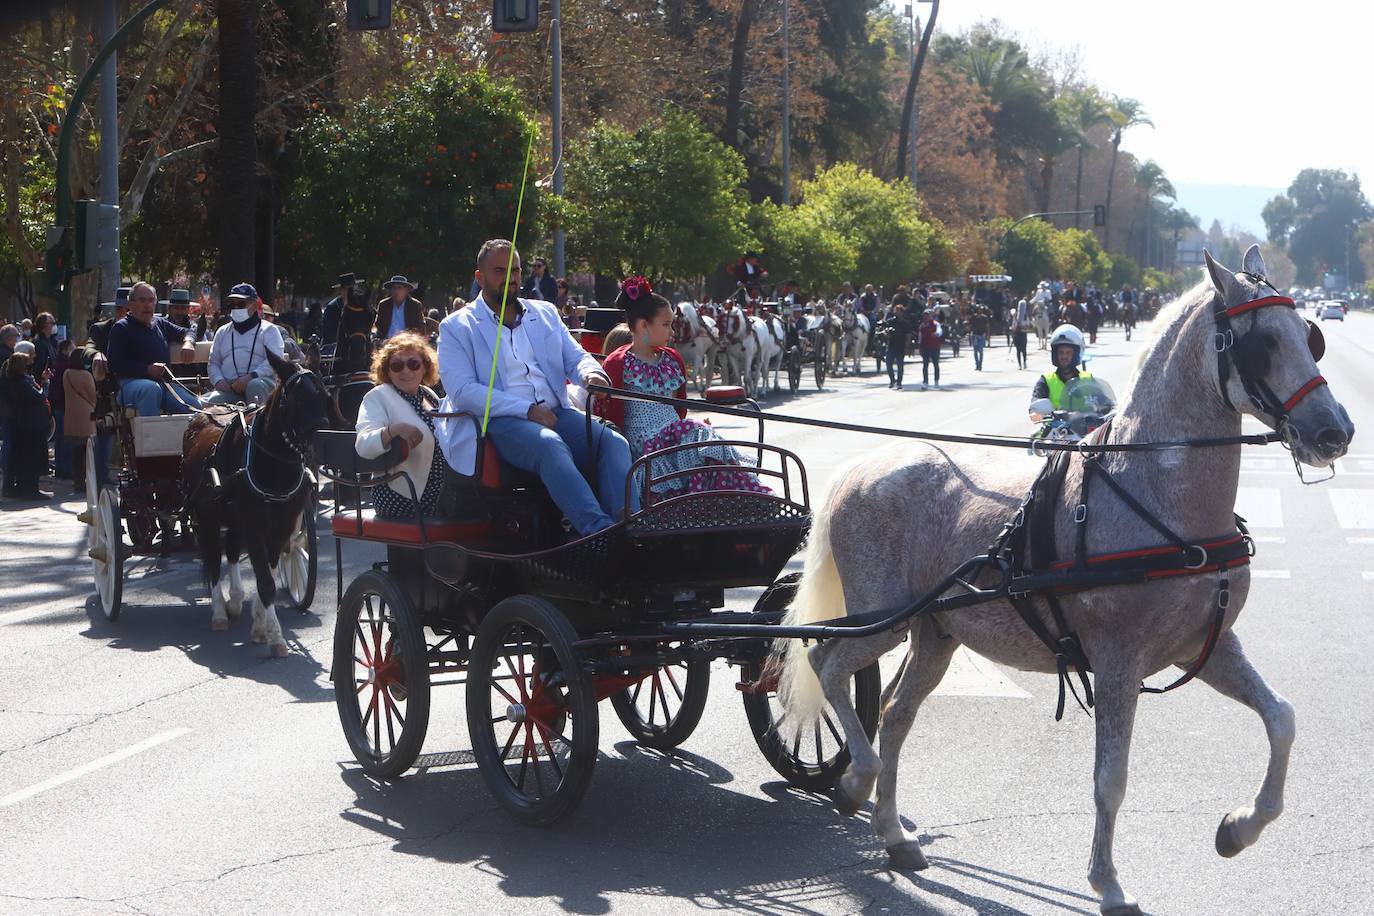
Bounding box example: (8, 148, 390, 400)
(389, 357, 424, 373)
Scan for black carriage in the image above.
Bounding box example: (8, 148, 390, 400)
(317, 389, 879, 825)
(84, 382, 318, 621)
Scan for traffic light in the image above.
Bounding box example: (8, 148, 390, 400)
(44, 226, 73, 294)
(492, 0, 539, 33)
(1093, 204, 1106, 227)
(346, 0, 391, 31)
(74, 200, 119, 271)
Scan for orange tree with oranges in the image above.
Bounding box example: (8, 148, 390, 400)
(278, 65, 542, 299)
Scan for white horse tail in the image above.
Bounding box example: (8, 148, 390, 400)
(778, 468, 852, 724)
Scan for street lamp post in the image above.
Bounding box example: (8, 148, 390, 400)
(781, 0, 790, 204)
(552, 0, 565, 280)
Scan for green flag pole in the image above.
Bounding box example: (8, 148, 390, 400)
(479, 131, 538, 437)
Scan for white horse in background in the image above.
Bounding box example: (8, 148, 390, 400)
(1031, 288, 1053, 349)
(673, 301, 720, 391)
(717, 303, 757, 392)
(750, 312, 787, 396)
(840, 307, 870, 375)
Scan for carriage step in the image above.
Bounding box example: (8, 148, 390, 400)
(88, 545, 108, 563)
(77, 509, 94, 526)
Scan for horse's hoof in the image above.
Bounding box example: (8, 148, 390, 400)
(1102, 904, 1143, 916)
(211, 618, 229, 632)
(1215, 812, 1246, 858)
(271, 643, 290, 658)
(832, 785, 864, 818)
(251, 630, 267, 644)
(886, 840, 928, 871)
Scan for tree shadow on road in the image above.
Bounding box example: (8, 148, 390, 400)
(332, 740, 1083, 915)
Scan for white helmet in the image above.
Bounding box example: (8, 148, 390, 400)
(1049, 323, 1084, 351)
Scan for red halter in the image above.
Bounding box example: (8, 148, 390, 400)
(1214, 294, 1326, 419)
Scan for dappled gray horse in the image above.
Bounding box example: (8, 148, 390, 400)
(779, 246, 1353, 915)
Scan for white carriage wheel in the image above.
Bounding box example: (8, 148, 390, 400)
(275, 507, 317, 611)
(92, 487, 124, 622)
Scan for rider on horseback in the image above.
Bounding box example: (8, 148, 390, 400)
(1028, 323, 1092, 421)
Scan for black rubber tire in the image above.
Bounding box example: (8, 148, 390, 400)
(333, 570, 431, 779)
(787, 349, 802, 393)
(610, 655, 711, 750)
(743, 659, 879, 792)
(467, 595, 599, 827)
(814, 349, 826, 389)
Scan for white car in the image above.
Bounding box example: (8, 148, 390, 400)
(1317, 301, 1346, 321)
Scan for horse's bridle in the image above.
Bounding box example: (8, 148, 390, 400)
(242, 369, 319, 502)
(1212, 286, 1326, 427)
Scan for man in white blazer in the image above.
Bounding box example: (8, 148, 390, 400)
(436, 239, 637, 534)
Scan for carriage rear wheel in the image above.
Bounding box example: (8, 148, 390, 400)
(610, 654, 711, 750)
(741, 659, 880, 792)
(334, 570, 431, 779)
(813, 347, 827, 389)
(91, 487, 124, 622)
(467, 595, 599, 826)
(275, 504, 318, 611)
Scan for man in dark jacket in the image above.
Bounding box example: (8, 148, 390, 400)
(373, 275, 434, 339)
(882, 302, 920, 389)
(520, 257, 558, 302)
(320, 272, 358, 348)
(106, 281, 198, 416)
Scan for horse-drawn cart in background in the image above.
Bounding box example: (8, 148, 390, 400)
(85, 383, 318, 622)
(316, 387, 879, 825)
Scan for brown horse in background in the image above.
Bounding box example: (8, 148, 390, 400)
(180, 351, 334, 656)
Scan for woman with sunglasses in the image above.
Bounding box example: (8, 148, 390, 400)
(354, 332, 446, 519)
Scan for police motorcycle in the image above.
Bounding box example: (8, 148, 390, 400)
(1028, 376, 1116, 447)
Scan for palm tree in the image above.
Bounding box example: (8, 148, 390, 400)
(950, 34, 1051, 169)
(1134, 160, 1176, 268)
(896, 0, 939, 186)
(1104, 96, 1153, 248)
(1035, 95, 1083, 216)
(1066, 88, 1116, 228)
(1162, 206, 1200, 273)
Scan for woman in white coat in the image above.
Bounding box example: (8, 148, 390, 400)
(354, 332, 445, 519)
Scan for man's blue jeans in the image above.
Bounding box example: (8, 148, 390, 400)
(971, 333, 986, 370)
(487, 407, 639, 535)
(118, 378, 199, 417)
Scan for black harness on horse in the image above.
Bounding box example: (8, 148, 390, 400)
(989, 288, 1326, 720)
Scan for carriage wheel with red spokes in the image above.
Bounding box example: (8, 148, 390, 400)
(333, 570, 430, 779)
(610, 655, 711, 750)
(467, 595, 599, 827)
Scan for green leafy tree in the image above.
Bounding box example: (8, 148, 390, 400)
(1064, 88, 1116, 229)
(563, 108, 755, 279)
(278, 66, 541, 296)
(1109, 253, 1141, 289)
(994, 216, 1055, 293)
(749, 200, 855, 291)
(796, 162, 936, 287)
(1262, 168, 1373, 285)
(1050, 227, 1112, 287)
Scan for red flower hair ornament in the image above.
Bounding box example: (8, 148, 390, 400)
(621, 276, 653, 301)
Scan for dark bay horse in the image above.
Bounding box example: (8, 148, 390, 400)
(181, 351, 334, 656)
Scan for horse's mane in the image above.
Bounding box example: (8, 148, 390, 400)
(1126, 280, 1212, 384)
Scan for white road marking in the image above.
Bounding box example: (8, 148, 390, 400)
(1251, 535, 1286, 544)
(933, 647, 1031, 698)
(0, 729, 190, 807)
(1328, 490, 1374, 529)
(1349, 537, 1374, 545)
(1235, 487, 1283, 528)
(1250, 569, 1291, 579)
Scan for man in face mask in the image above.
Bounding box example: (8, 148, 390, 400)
(204, 283, 286, 406)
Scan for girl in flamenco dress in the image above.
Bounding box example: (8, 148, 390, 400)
(598, 277, 769, 503)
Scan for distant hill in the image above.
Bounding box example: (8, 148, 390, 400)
(1173, 182, 1284, 238)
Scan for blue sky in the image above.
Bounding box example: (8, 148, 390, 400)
(896, 0, 1368, 193)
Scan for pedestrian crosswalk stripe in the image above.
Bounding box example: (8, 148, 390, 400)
(1326, 490, 1374, 529)
(1236, 487, 1283, 528)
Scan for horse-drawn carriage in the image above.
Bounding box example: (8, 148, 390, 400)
(315, 387, 880, 825)
(85, 373, 319, 625)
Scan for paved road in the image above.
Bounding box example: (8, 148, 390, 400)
(2, 311, 1371, 915)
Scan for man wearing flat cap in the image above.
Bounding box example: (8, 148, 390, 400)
(374, 275, 436, 340)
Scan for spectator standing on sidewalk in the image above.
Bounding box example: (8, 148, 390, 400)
(49, 338, 75, 484)
(918, 308, 944, 390)
(1012, 298, 1031, 370)
(2, 352, 51, 500)
(64, 351, 98, 495)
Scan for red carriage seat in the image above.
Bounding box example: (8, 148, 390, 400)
(330, 510, 489, 545)
(704, 385, 749, 404)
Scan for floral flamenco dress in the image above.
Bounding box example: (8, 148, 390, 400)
(601, 344, 769, 502)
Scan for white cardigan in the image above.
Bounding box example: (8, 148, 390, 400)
(354, 383, 439, 500)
